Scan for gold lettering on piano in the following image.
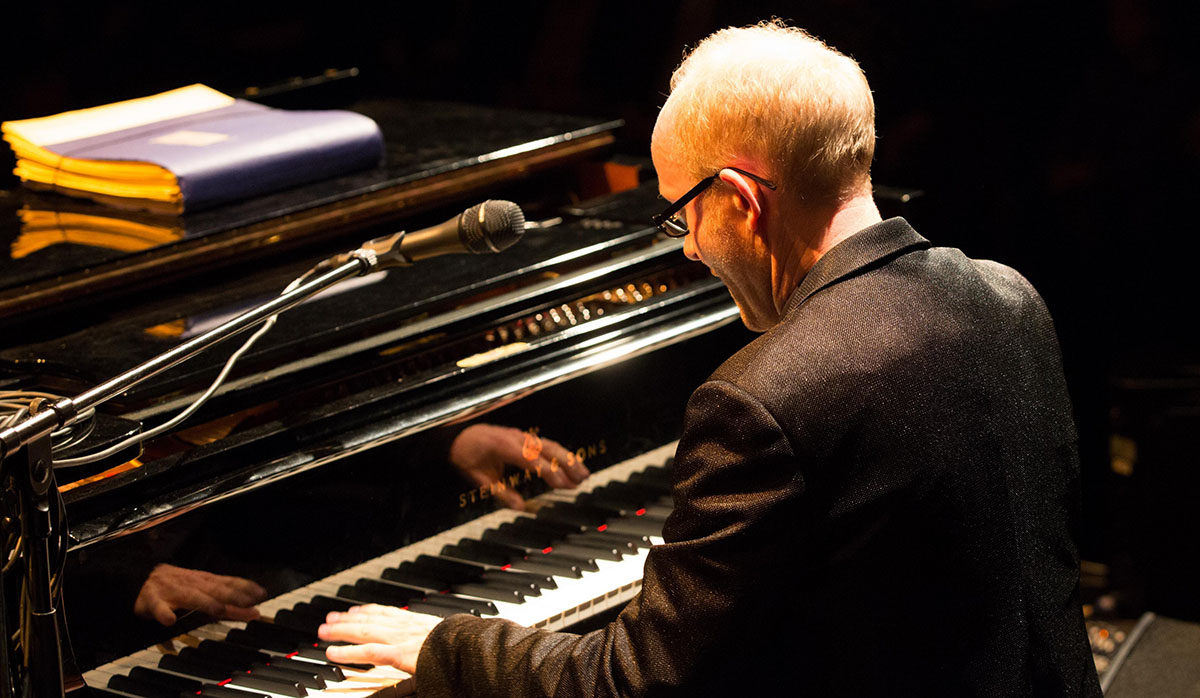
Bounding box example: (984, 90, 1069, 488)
(457, 433, 607, 508)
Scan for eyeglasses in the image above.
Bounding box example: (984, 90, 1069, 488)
(652, 167, 778, 238)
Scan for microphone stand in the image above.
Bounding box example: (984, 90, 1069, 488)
(0, 251, 378, 698)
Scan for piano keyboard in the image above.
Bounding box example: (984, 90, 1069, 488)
(84, 442, 677, 698)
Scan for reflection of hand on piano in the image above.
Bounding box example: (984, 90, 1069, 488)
(133, 563, 268, 626)
(318, 603, 442, 673)
(449, 424, 590, 510)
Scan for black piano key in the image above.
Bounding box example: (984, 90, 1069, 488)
(288, 601, 334, 621)
(603, 517, 665, 538)
(228, 673, 307, 698)
(176, 648, 239, 677)
(497, 521, 555, 547)
(468, 574, 541, 596)
(200, 686, 269, 698)
(244, 620, 318, 647)
(450, 582, 525, 603)
(250, 663, 325, 690)
(353, 578, 423, 606)
(420, 592, 498, 616)
(543, 549, 600, 572)
(273, 607, 323, 635)
(588, 486, 648, 508)
(159, 652, 229, 681)
(405, 602, 461, 618)
(549, 542, 623, 562)
(128, 667, 203, 694)
(417, 599, 483, 617)
(560, 534, 632, 556)
(107, 675, 176, 698)
(453, 538, 526, 561)
(414, 553, 556, 591)
(479, 531, 601, 571)
(599, 480, 664, 501)
(412, 555, 482, 580)
(628, 473, 671, 495)
(380, 567, 446, 592)
(641, 462, 673, 478)
(509, 516, 587, 537)
(225, 627, 295, 654)
(193, 640, 269, 667)
(263, 656, 345, 682)
(567, 530, 642, 551)
(464, 538, 588, 576)
(441, 542, 510, 567)
(439, 541, 578, 579)
(481, 529, 543, 553)
(575, 495, 638, 518)
(306, 596, 353, 615)
(537, 504, 607, 528)
(508, 556, 585, 578)
(292, 646, 371, 671)
(480, 568, 557, 590)
(335, 584, 395, 608)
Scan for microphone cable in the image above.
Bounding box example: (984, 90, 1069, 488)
(50, 264, 321, 469)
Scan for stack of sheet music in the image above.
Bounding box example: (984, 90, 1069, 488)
(1, 85, 384, 214)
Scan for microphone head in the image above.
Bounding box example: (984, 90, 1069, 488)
(458, 200, 526, 254)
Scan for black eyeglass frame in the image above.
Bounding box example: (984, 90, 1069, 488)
(652, 167, 778, 237)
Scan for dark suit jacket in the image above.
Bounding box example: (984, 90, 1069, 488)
(416, 218, 1102, 697)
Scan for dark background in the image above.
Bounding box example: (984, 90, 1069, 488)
(4, 1, 1198, 616)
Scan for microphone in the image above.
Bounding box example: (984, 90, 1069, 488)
(326, 200, 526, 271)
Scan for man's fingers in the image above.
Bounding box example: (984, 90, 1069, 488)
(221, 604, 262, 622)
(497, 486, 526, 510)
(149, 600, 177, 626)
(224, 576, 269, 605)
(540, 438, 590, 484)
(163, 586, 226, 618)
(191, 571, 267, 607)
(332, 604, 411, 621)
(540, 459, 576, 489)
(318, 620, 412, 645)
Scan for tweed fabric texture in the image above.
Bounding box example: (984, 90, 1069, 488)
(416, 218, 1102, 697)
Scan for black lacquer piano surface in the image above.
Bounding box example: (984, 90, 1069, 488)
(0, 97, 752, 697)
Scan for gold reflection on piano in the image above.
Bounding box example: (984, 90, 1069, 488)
(144, 318, 187, 339)
(13, 207, 183, 259)
(456, 341, 531, 368)
(56, 458, 145, 493)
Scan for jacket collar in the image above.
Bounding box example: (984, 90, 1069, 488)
(782, 217, 931, 316)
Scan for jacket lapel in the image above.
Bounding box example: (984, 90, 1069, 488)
(783, 217, 931, 316)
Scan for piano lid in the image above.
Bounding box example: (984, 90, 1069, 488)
(0, 99, 622, 323)
(2, 181, 740, 550)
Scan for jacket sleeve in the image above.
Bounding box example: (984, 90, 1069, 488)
(414, 379, 804, 698)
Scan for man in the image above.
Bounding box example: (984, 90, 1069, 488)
(319, 21, 1102, 697)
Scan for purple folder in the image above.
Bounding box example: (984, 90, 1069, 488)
(51, 99, 384, 212)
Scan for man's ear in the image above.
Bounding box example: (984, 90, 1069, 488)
(718, 168, 765, 231)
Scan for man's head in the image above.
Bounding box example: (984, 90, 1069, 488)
(651, 21, 877, 331)
(652, 20, 875, 206)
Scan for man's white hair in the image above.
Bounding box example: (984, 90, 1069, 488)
(655, 20, 875, 205)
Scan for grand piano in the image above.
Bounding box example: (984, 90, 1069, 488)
(0, 93, 753, 697)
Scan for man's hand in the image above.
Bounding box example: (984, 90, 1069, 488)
(449, 424, 589, 509)
(133, 563, 267, 626)
(318, 604, 443, 673)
